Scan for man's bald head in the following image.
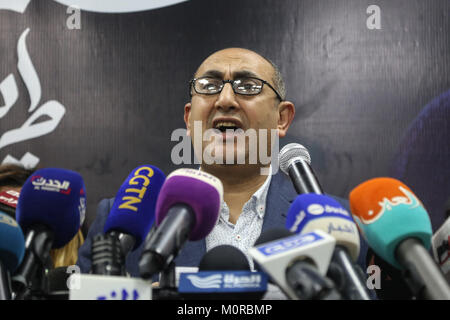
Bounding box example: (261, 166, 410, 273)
(193, 48, 286, 100)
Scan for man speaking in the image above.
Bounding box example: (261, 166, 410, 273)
(77, 48, 368, 276)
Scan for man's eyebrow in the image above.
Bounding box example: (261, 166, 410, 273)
(198, 70, 224, 78)
(198, 70, 261, 79)
(233, 70, 260, 79)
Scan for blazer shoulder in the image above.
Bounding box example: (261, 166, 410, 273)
(97, 197, 115, 216)
(326, 194, 350, 211)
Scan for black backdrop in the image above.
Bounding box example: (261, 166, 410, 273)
(1, 0, 449, 233)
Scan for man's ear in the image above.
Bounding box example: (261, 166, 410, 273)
(184, 102, 192, 136)
(277, 101, 295, 138)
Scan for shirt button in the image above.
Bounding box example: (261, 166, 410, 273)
(236, 235, 242, 241)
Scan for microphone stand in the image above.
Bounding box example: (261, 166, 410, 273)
(154, 261, 180, 300)
(286, 261, 342, 300)
(0, 262, 12, 300)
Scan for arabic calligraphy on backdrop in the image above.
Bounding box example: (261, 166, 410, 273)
(0, 1, 67, 169)
(0, 0, 191, 169)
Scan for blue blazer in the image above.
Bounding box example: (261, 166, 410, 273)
(77, 171, 369, 277)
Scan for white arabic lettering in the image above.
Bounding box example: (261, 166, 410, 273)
(0, 195, 18, 204)
(363, 186, 421, 224)
(289, 210, 306, 233)
(6, 190, 20, 197)
(17, 28, 41, 112)
(0, 101, 66, 151)
(377, 186, 419, 213)
(327, 222, 356, 235)
(32, 177, 70, 192)
(0, 74, 18, 118)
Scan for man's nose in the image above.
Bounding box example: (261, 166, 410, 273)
(214, 82, 240, 112)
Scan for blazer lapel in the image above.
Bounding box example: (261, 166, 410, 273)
(262, 172, 297, 232)
(174, 239, 206, 267)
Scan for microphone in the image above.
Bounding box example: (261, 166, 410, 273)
(279, 143, 323, 194)
(91, 165, 165, 276)
(199, 245, 251, 271)
(13, 168, 85, 299)
(178, 245, 268, 300)
(431, 216, 450, 283)
(0, 212, 25, 300)
(0, 189, 19, 217)
(139, 168, 223, 278)
(68, 272, 153, 300)
(253, 228, 294, 283)
(44, 266, 72, 300)
(350, 177, 450, 299)
(249, 228, 340, 300)
(285, 193, 371, 300)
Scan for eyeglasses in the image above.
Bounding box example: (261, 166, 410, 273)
(189, 77, 284, 101)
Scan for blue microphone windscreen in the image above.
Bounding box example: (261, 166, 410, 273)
(286, 193, 361, 261)
(104, 165, 166, 249)
(0, 211, 25, 273)
(286, 194, 355, 233)
(16, 168, 85, 248)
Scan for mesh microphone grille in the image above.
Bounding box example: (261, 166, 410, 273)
(279, 143, 311, 174)
(91, 234, 124, 275)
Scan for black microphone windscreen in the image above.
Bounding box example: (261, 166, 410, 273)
(44, 266, 71, 300)
(192, 245, 266, 300)
(46, 267, 70, 292)
(199, 245, 250, 271)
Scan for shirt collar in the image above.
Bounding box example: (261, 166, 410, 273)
(199, 165, 273, 220)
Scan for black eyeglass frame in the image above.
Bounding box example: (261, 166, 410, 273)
(189, 77, 284, 101)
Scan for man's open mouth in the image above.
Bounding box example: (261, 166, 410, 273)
(212, 119, 243, 133)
